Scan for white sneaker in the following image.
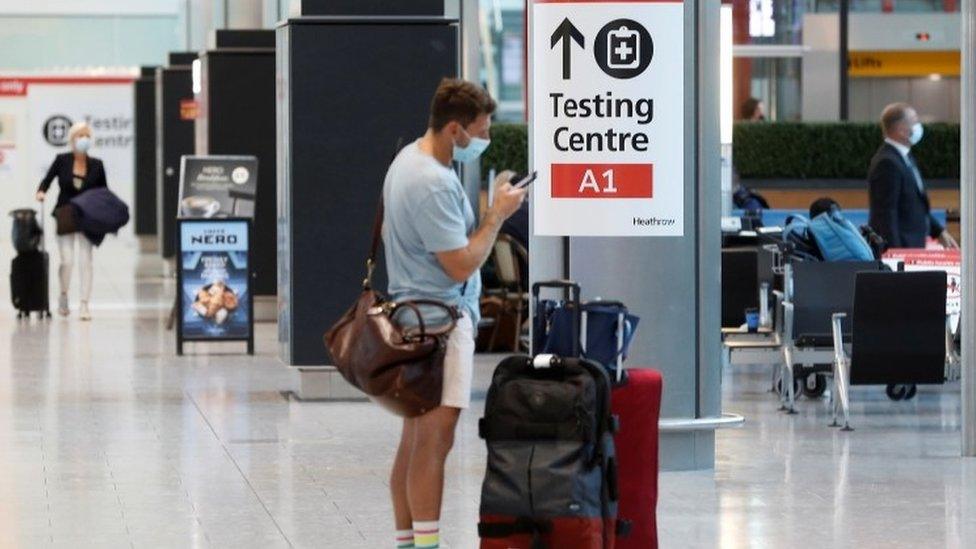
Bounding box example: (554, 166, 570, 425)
(79, 301, 91, 321)
(58, 293, 69, 316)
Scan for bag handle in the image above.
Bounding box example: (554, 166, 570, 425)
(391, 299, 460, 341)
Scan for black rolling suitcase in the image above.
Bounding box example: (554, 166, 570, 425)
(10, 205, 50, 319)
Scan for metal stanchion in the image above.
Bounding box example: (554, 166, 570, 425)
(962, 0, 976, 457)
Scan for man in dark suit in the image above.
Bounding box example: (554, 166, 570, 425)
(868, 102, 958, 249)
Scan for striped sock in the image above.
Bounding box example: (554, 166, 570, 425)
(413, 521, 439, 549)
(395, 529, 415, 548)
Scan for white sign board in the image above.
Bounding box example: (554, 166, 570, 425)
(26, 80, 135, 237)
(531, 0, 685, 237)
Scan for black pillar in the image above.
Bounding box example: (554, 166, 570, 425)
(196, 32, 277, 296)
(276, 15, 459, 365)
(155, 52, 197, 258)
(134, 66, 158, 237)
(295, 0, 443, 16)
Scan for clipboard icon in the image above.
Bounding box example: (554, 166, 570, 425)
(607, 26, 640, 69)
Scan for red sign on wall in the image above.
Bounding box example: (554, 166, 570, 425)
(0, 79, 27, 96)
(180, 99, 199, 121)
(551, 163, 653, 198)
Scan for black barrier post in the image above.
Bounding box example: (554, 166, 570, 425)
(839, 0, 850, 121)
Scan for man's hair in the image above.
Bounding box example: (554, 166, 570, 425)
(429, 78, 496, 131)
(809, 197, 839, 219)
(881, 102, 912, 133)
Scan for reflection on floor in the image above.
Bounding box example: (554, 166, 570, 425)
(0, 238, 973, 548)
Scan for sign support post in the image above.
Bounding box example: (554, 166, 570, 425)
(529, 0, 723, 470)
(961, 0, 975, 457)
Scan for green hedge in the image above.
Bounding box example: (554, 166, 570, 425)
(477, 121, 960, 181)
(481, 123, 528, 181)
(733, 122, 960, 180)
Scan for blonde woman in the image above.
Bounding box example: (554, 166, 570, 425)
(35, 122, 107, 320)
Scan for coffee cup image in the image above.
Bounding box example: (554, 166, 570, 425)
(181, 195, 221, 218)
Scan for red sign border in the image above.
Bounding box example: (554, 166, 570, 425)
(0, 76, 136, 97)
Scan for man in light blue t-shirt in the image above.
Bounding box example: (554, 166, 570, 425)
(383, 79, 525, 549)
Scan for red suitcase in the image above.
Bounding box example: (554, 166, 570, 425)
(532, 281, 661, 548)
(612, 368, 662, 549)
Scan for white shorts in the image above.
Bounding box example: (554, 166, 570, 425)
(441, 315, 475, 410)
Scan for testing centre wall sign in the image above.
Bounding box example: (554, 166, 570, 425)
(531, 0, 685, 237)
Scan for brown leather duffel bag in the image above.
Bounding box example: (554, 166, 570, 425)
(324, 199, 458, 417)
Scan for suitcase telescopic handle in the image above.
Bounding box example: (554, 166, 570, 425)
(38, 197, 45, 252)
(532, 280, 583, 357)
(583, 299, 627, 310)
(531, 280, 581, 302)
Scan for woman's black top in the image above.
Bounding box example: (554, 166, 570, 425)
(37, 153, 108, 211)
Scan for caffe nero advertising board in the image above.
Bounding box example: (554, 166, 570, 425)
(176, 218, 254, 354)
(178, 155, 257, 219)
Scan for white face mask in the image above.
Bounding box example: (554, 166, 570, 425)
(908, 123, 924, 146)
(74, 136, 92, 153)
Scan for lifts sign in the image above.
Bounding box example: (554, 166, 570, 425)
(532, 0, 684, 236)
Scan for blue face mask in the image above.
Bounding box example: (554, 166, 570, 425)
(909, 123, 924, 146)
(453, 129, 490, 163)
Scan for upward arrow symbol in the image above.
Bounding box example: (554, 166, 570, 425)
(551, 18, 585, 80)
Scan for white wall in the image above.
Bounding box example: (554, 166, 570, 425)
(802, 12, 961, 121)
(0, 0, 180, 16)
(0, 0, 183, 70)
(0, 96, 29, 197)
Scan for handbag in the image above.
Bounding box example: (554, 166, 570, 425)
(324, 197, 460, 417)
(54, 205, 78, 235)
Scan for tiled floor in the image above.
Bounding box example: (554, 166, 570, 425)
(0, 238, 974, 548)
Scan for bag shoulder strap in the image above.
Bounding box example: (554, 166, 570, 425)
(363, 197, 383, 289)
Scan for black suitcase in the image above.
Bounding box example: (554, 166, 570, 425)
(11, 251, 50, 318)
(10, 205, 50, 319)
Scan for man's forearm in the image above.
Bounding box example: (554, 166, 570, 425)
(465, 210, 506, 272)
(434, 209, 510, 283)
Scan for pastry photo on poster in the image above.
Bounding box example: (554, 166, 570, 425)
(179, 220, 251, 339)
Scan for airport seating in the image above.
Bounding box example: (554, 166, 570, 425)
(829, 271, 948, 430)
(490, 233, 529, 351)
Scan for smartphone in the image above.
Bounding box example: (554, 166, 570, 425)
(512, 171, 538, 189)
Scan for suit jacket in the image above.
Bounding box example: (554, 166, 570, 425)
(867, 143, 942, 249)
(37, 153, 108, 212)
